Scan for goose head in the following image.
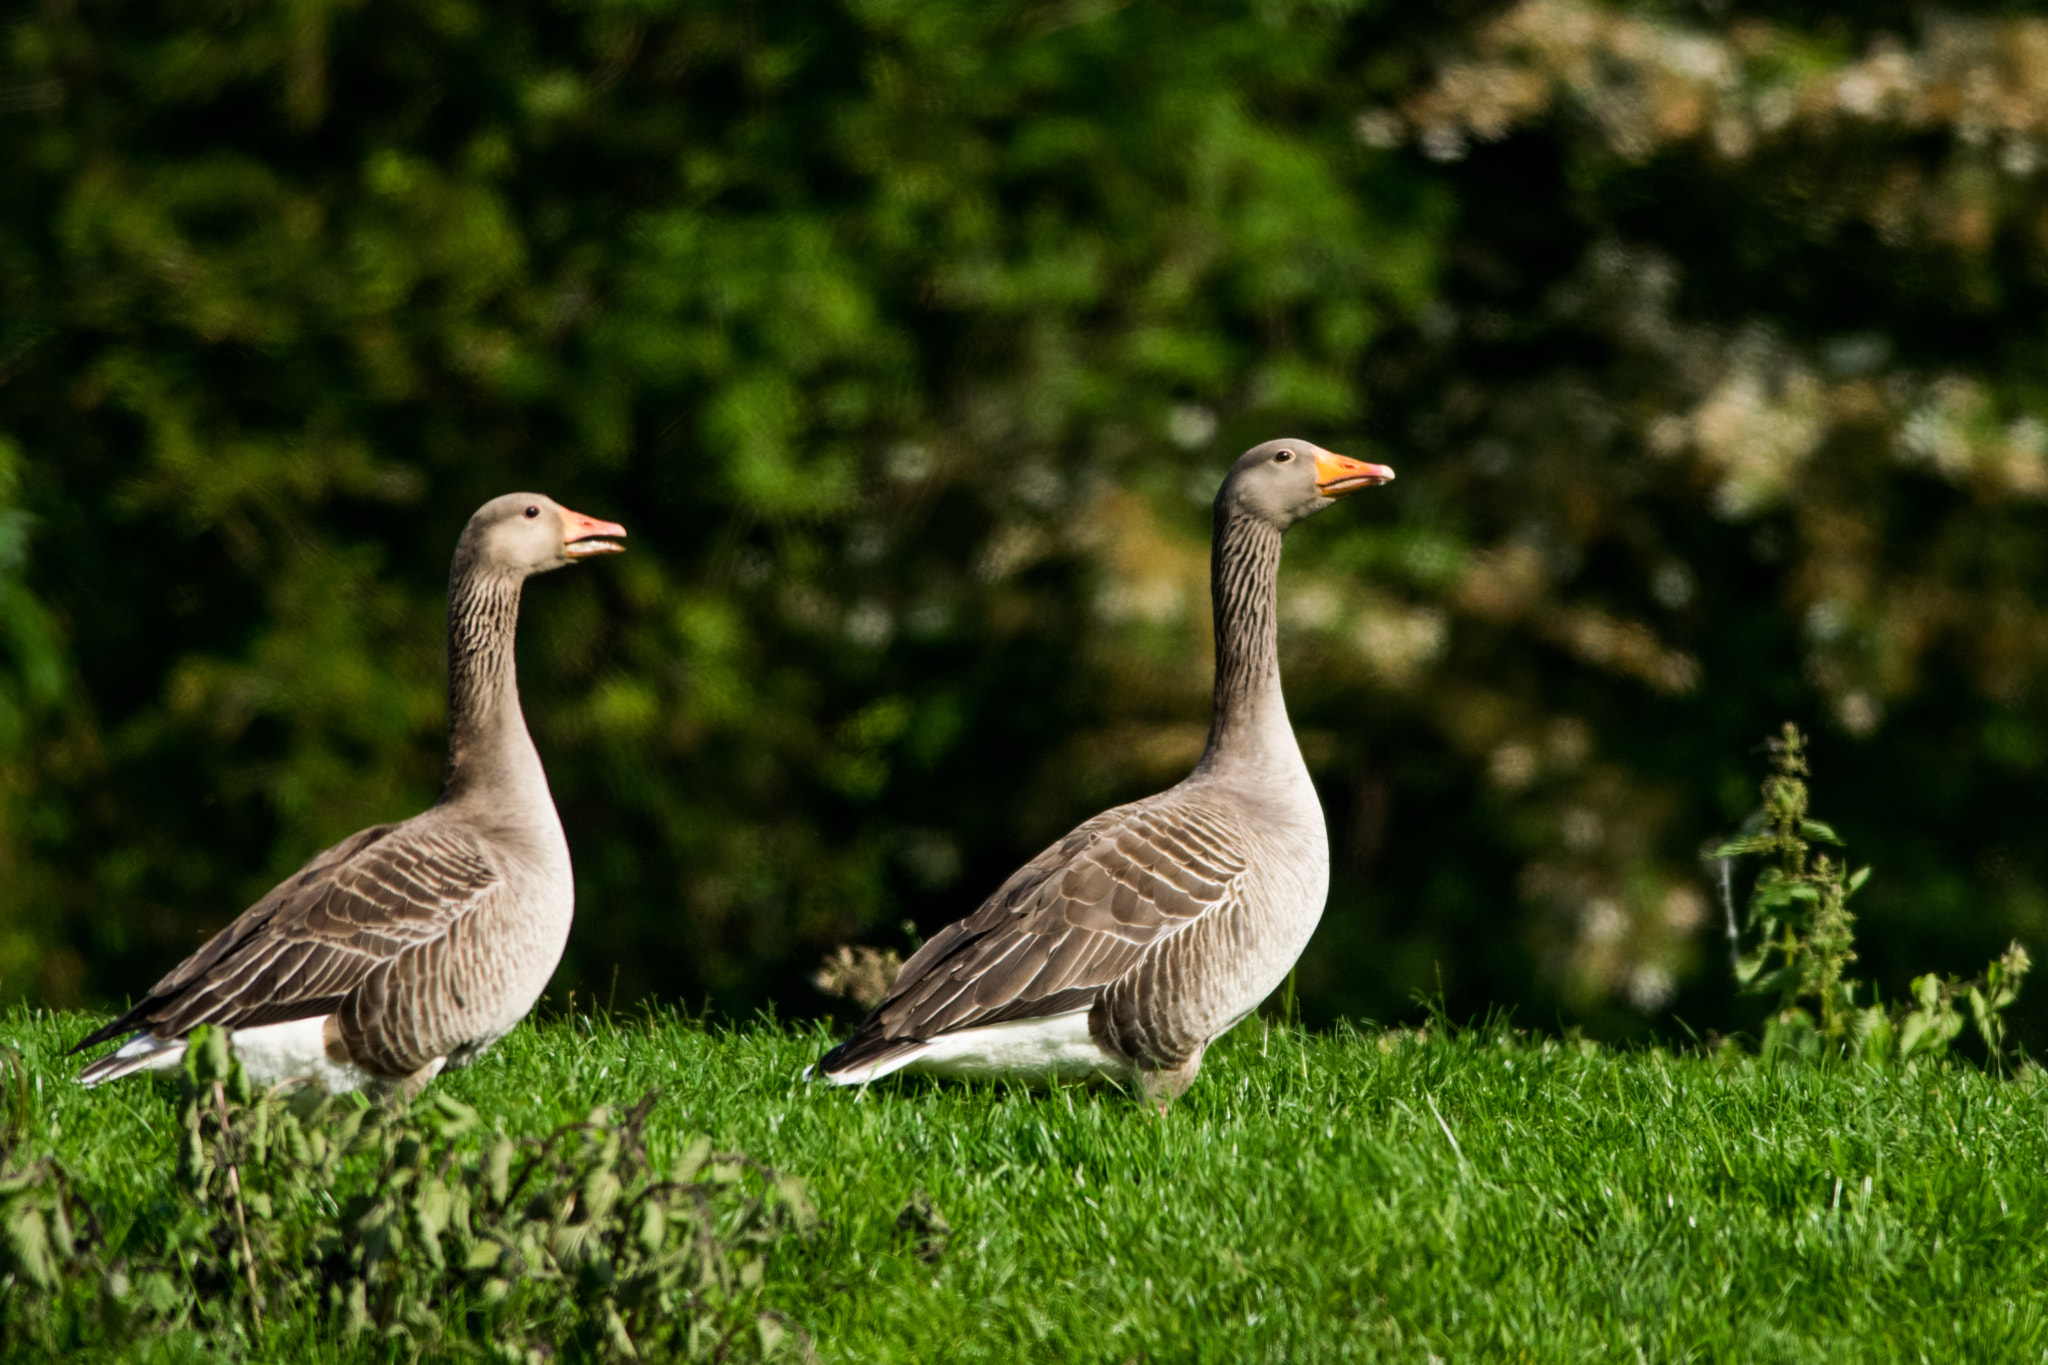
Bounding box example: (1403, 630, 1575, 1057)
(464, 493, 628, 577)
(1218, 439, 1394, 529)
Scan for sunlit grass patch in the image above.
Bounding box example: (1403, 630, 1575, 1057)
(7, 1009, 2047, 1362)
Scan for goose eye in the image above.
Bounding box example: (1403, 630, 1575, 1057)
(524, 505, 541, 519)
(1274, 450, 1293, 462)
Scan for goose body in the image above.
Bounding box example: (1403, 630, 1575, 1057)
(817, 440, 1393, 1108)
(73, 494, 625, 1093)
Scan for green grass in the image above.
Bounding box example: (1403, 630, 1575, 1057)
(8, 1007, 2048, 1363)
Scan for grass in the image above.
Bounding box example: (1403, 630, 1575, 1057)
(6, 1006, 2048, 1363)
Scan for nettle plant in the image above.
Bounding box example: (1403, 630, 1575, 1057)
(0, 1030, 817, 1360)
(1715, 724, 2032, 1067)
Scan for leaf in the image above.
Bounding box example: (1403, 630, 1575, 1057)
(1760, 1010, 1818, 1062)
(1801, 819, 1842, 844)
(1749, 881, 1798, 911)
(582, 1168, 624, 1223)
(330, 1107, 368, 1152)
(6, 1204, 55, 1289)
(774, 1174, 816, 1226)
(139, 1270, 182, 1314)
(189, 1026, 233, 1086)
(1743, 965, 1799, 999)
(1898, 1010, 1935, 1059)
(636, 1202, 665, 1254)
(1852, 1006, 1894, 1063)
(485, 1134, 514, 1207)
(1912, 974, 1945, 1011)
(673, 1137, 713, 1183)
(423, 1093, 479, 1141)
(1972, 994, 2006, 1056)
(357, 1200, 401, 1263)
(0, 1170, 45, 1199)
(603, 1298, 640, 1358)
(1967, 985, 1989, 1021)
(341, 1279, 370, 1336)
(415, 1176, 455, 1261)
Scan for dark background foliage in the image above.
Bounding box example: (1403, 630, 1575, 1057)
(3, 0, 2045, 1046)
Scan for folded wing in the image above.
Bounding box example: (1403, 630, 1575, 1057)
(820, 798, 1246, 1075)
(72, 821, 500, 1071)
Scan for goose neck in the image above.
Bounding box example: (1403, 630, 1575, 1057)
(1194, 511, 1296, 779)
(440, 561, 542, 806)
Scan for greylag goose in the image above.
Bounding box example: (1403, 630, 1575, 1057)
(72, 493, 625, 1093)
(817, 440, 1393, 1109)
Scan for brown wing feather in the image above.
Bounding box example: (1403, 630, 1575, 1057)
(72, 821, 500, 1059)
(820, 796, 1246, 1074)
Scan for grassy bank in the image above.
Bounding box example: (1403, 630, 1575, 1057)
(6, 1008, 2046, 1362)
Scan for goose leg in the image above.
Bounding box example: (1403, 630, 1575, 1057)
(400, 1057, 447, 1099)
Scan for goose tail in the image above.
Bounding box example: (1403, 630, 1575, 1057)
(814, 1035, 927, 1086)
(75, 1032, 186, 1087)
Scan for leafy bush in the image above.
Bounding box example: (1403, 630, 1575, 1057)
(1716, 724, 2031, 1067)
(0, 1029, 817, 1359)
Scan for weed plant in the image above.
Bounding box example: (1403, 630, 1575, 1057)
(0, 1027, 814, 1360)
(1715, 723, 2032, 1066)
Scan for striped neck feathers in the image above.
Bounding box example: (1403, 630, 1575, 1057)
(441, 553, 537, 803)
(1195, 509, 1295, 777)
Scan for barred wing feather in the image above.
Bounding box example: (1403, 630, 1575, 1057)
(821, 798, 1246, 1074)
(72, 822, 500, 1065)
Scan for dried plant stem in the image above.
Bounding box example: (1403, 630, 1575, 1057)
(213, 1080, 263, 1330)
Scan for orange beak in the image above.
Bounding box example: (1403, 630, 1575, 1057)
(561, 506, 627, 558)
(1314, 449, 1396, 497)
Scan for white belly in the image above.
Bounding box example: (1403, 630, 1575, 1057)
(824, 1011, 1133, 1086)
(234, 1017, 380, 1090)
(98, 1016, 381, 1092)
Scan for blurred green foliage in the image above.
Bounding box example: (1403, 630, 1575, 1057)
(3, 0, 2047, 1045)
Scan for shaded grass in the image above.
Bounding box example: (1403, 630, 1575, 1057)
(7, 1007, 2047, 1362)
